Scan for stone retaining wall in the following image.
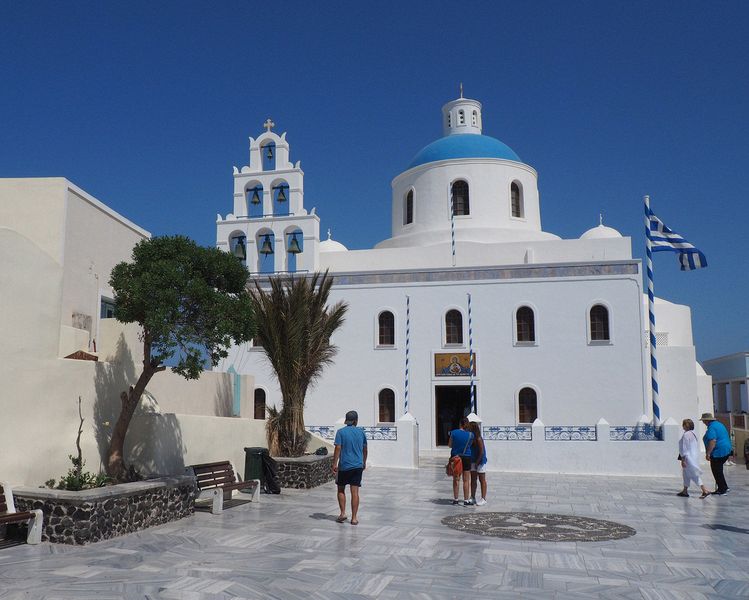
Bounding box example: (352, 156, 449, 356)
(13, 476, 197, 545)
(276, 455, 334, 488)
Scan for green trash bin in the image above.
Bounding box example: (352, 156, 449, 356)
(244, 447, 266, 483)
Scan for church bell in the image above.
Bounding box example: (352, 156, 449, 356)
(259, 234, 274, 255)
(276, 186, 287, 202)
(232, 237, 246, 261)
(287, 233, 302, 254)
(250, 188, 261, 205)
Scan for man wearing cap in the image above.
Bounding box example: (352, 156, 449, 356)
(700, 412, 732, 495)
(333, 410, 367, 524)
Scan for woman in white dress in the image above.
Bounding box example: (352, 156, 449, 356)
(678, 418, 710, 499)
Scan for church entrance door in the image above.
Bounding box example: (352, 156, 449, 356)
(435, 385, 474, 446)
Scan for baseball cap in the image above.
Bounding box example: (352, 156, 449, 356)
(344, 410, 358, 425)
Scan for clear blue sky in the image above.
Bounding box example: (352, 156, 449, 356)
(2, 1, 747, 361)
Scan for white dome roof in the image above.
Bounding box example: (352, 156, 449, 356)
(580, 223, 622, 240)
(320, 231, 348, 253)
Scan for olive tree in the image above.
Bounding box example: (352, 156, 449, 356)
(106, 235, 254, 481)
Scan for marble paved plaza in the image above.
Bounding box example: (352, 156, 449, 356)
(1, 460, 747, 599)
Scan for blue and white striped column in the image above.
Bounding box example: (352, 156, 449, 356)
(644, 195, 660, 424)
(404, 295, 410, 415)
(467, 292, 475, 413)
(450, 196, 456, 266)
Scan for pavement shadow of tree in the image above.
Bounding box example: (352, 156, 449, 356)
(94, 333, 185, 477)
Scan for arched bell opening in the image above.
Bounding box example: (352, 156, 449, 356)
(272, 181, 290, 216)
(229, 231, 247, 267)
(246, 183, 263, 218)
(285, 228, 303, 273)
(256, 230, 275, 274)
(261, 141, 276, 171)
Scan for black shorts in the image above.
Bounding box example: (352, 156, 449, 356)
(336, 468, 363, 487)
(460, 455, 471, 471)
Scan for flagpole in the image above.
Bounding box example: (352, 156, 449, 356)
(644, 195, 661, 425)
(404, 295, 410, 415)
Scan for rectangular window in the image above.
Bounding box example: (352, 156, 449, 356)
(100, 298, 116, 319)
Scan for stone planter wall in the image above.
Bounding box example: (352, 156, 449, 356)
(276, 455, 334, 488)
(13, 476, 197, 545)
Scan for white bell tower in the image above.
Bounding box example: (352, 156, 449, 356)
(442, 86, 482, 136)
(216, 118, 320, 274)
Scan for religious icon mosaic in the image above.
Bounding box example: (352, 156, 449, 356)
(434, 352, 476, 377)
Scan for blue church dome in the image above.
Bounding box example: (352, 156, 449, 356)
(408, 134, 521, 169)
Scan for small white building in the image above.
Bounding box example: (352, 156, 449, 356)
(0, 178, 261, 485)
(702, 352, 749, 414)
(216, 96, 712, 474)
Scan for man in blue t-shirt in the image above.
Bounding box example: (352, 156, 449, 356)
(701, 413, 732, 494)
(333, 410, 368, 525)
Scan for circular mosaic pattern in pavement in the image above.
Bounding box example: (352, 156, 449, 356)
(441, 511, 636, 542)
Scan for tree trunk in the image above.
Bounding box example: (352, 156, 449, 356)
(279, 397, 306, 457)
(106, 358, 162, 481)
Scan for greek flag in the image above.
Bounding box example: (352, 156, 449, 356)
(645, 208, 707, 271)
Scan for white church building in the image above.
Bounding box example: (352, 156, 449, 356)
(216, 95, 712, 475)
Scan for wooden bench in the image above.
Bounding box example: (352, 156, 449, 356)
(185, 461, 259, 515)
(1, 482, 43, 544)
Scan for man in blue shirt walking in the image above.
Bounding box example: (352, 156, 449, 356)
(333, 410, 367, 525)
(701, 412, 732, 495)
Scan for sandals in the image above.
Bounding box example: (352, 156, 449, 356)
(676, 491, 689, 497)
(336, 515, 347, 523)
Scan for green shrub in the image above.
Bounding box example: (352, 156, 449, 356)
(46, 455, 111, 491)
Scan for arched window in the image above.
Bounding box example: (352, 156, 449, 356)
(451, 180, 469, 216)
(511, 182, 523, 218)
(458, 110, 465, 125)
(378, 388, 395, 423)
(518, 387, 537, 423)
(403, 190, 413, 225)
(254, 389, 266, 420)
(261, 141, 276, 171)
(471, 110, 477, 126)
(378, 311, 395, 346)
(445, 309, 463, 345)
(516, 306, 535, 343)
(590, 305, 610, 341)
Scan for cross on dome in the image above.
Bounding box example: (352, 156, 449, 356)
(327, 228, 332, 240)
(263, 118, 275, 132)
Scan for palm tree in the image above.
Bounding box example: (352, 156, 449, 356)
(249, 271, 348, 457)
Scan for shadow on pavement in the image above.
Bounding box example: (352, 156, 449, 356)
(309, 513, 341, 521)
(703, 523, 749, 535)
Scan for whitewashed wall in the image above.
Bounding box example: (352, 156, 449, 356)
(0, 180, 264, 486)
(387, 158, 549, 247)
(240, 266, 648, 455)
